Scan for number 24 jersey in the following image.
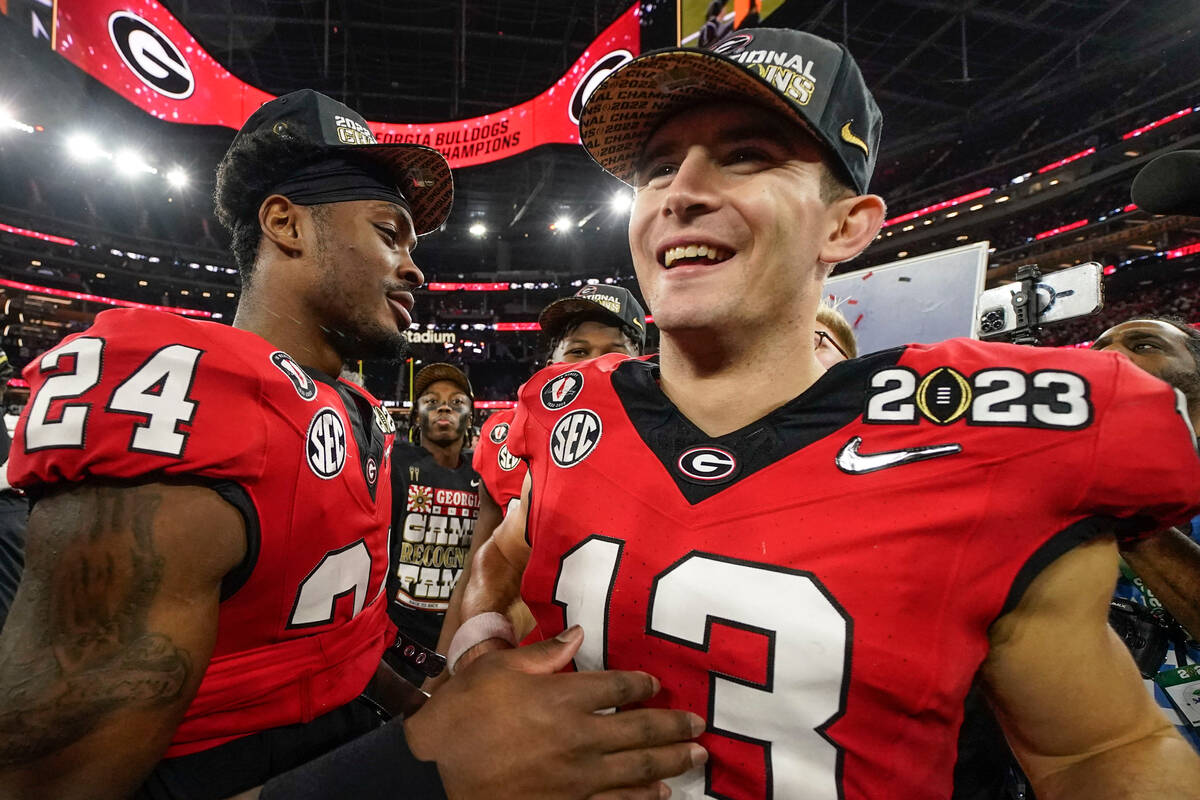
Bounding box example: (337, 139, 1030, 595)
(11, 309, 396, 757)
(507, 339, 1200, 800)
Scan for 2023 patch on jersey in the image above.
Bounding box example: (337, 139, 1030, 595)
(507, 340, 1200, 800)
(11, 309, 396, 757)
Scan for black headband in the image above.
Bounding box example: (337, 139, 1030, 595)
(269, 155, 411, 213)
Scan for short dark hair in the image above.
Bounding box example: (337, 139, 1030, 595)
(546, 315, 642, 363)
(213, 130, 329, 284)
(819, 162, 855, 204)
(1130, 315, 1200, 372)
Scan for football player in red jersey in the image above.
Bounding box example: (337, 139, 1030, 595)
(430, 285, 646, 688)
(455, 28, 1200, 800)
(0, 90, 703, 800)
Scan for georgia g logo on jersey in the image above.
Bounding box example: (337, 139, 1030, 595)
(542, 371, 584, 410)
(550, 409, 602, 468)
(307, 407, 347, 479)
(676, 446, 738, 484)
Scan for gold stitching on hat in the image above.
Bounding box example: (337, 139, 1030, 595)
(840, 121, 868, 156)
(272, 121, 289, 136)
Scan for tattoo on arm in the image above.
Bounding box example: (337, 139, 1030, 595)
(0, 485, 192, 767)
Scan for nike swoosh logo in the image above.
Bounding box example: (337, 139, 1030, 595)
(470, 479, 480, 488)
(835, 436, 960, 475)
(840, 121, 869, 156)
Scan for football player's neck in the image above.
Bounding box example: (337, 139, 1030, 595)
(421, 434, 464, 469)
(658, 321, 823, 438)
(233, 276, 344, 377)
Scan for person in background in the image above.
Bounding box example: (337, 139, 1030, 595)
(0, 346, 25, 631)
(387, 362, 479, 679)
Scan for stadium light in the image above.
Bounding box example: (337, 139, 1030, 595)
(610, 191, 632, 213)
(115, 149, 157, 176)
(66, 133, 107, 163)
(468, 222, 487, 237)
(553, 215, 573, 232)
(0, 107, 34, 135)
(166, 167, 188, 188)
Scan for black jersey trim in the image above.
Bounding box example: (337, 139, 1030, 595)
(996, 515, 1142, 621)
(610, 349, 905, 505)
(209, 479, 261, 602)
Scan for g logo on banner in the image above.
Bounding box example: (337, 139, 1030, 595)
(569, 49, 635, 124)
(108, 11, 195, 99)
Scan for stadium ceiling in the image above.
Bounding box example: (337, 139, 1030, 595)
(157, 0, 1200, 214)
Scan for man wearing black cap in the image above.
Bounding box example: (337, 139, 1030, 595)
(430, 285, 647, 685)
(457, 28, 1200, 799)
(386, 362, 479, 670)
(0, 90, 702, 800)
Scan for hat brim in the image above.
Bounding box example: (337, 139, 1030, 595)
(413, 363, 473, 402)
(539, 297, 632, 342)
(335, 143, 453, 236)
(579, 47, 834, 188)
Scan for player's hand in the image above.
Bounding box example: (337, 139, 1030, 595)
(405, 626, 707, 800)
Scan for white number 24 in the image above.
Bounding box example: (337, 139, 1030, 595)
(555, 536, 850, 800)
(24, 336, 201, 458)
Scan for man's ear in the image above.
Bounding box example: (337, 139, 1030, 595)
(258, 194, 305, 258)
(819, 193, 887, 267)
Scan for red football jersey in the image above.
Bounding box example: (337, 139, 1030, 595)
(472, 408, 526, 513)
(11, 309, 396, 757)
(507, 340, 1200, 800)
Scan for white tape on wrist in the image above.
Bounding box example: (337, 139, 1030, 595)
(447, 612, 518, 675)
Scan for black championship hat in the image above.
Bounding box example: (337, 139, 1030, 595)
(1131, 150, 1200, 216)
(412, 362, 474, 404)
(539, 284, 647, 350)
(579, 28, 882, 195)
(230, 89, 453, 235)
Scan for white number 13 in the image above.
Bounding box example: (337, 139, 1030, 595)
(556, 537, 849, 799)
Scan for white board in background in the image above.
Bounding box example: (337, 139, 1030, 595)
(823, 241, 989, 355)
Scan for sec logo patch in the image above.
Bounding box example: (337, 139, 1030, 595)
(306, 407, 346, 479)
(550, 409, 601, 468)
(497, 444, 521, 471)
(541, 370, 584, 411)
(489, 422, 510, 444)
(676, 446, 738, 484)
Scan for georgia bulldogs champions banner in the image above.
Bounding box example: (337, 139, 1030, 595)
(4, 0, 641, 168)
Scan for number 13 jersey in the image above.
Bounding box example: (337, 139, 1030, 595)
(507, 339, 1200, 800)
(10, 309, 396, 758)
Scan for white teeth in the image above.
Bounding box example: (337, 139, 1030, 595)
(663, 244, 730, 267)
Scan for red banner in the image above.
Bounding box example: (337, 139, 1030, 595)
(24, 0, 641, 168)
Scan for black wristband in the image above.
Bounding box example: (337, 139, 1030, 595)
(260, 718, 447, 800)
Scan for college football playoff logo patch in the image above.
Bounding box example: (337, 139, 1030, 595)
(550, 410, 602, 468)
(271, 351, 318, 400)
(489, 422, 510, 444)
(306, 407, 347, 479)
(497, 444, 521, 471)
(541, 370, 584, 410)
(676, 446, 739, 484)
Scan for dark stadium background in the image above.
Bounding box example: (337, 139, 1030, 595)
(2, 0, 1198, 417)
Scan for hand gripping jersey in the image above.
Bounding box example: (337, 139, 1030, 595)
(10, 309, 396, 758)
(507, 340, 1200, 800)
(472, 409, 526, 512)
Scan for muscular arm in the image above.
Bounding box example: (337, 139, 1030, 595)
(0, 481, 245, 799)
(982, 535, 1200, 800)
(1119, 526, 1200, 639)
